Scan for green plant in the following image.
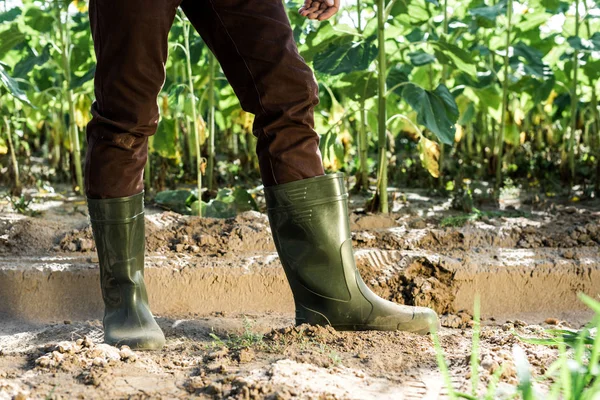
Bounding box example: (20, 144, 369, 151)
(208, 317, 264, 351)
(431, 293, 600, 399)
(8, 194, 41, 217)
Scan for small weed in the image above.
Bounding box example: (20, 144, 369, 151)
(208, 317, 264, 351)
(440, 208, 528, 228)
(432, 294, 600, 399)
(8, 195, 41, 217)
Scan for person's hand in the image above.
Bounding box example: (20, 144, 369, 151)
(299, 0, 340, 21)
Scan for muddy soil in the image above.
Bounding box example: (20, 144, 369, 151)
(0, 314, 565, 399)
(0, 189, 598, 398)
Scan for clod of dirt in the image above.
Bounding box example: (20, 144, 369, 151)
(35, 336, 135, 372)
(440, 311, 473, 329)
(0, 379, 29, 400)
(237, 348, 255, 363)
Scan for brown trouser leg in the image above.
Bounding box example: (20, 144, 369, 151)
(85, 0, 324, 199)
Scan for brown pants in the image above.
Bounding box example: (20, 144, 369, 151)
(85, 0, 324, 199)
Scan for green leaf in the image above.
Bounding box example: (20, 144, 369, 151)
(473, 85, 502, 121)
(582, 59, 600, 81)
(402, 83, 459, 145)
(0, 8, 21, 24)
(513, 345, 536, 400)
(14, 45, 51, 78)
(313, 35, 378, 75)
(387, 0, 410, 17)
(406, 28, 425, 43)
(409, 50, 436, 66)
(431, 40, 477, 76)
(192, 188, 259, 218)
(458, 102, 476, 125)
(70, 66, 96, 89)
(517, 11, 551, 32)
(339, 71, 377, 100)
(0, 64, 32, 106)
(24, 6, 55, 33)
(579, 293, 600, 314)
(152, 117, 179, 159)
(0, 24, 26, 58)
(567, 33, 600, 52)
(510, 42, 552, 79)
(386, 64, 412, 96)
(469, 1, 507, 22)
(154, 190, 195, 215)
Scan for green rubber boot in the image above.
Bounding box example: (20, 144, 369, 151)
(265, 173, 439, 334)
(87, 192, 165, 350)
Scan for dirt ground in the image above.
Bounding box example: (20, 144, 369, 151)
(0, 187, 598, 399)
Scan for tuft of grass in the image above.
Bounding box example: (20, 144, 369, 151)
(8, 194, 41, 217)
(433, 293, 600, 399)
(208, 317, 264, 351)
(440, 208, 528, 228)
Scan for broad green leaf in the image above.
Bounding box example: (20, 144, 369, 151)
(582, 59, 600, 81)
(510, 42, 552, 79)
(516, 11, 551, 32)
(406, 28, 425, 43)
(70, 66, 96, 89)
(339, 71, 377, 100)
(0, 8, 21, 24)
(469, 0, 507, 22)
(406, 0, 431, 22)
(473, 85, 503, 122)
(153, 117, 179, 159)
(154, 190, 195, 214)
(0, 63, 32, 106)
(458, 101, 476, 125)
(540, 0, 569, 13)
(192, 188, 259, 218)
(302, 22, 357, 62)
(313, 35, 378, 75)
(456, 70, 496, 88)
(567, 33, 600, 52)
(24, 6, 55, 33)
(431, 40, 477, 76)
(0, 24, 26, 58)
(14, 45, 51, 78)
(402, 83, 459, 145)
(386, 64, 412, 96)
(504, 118, 520, 146)
(387, 0, 410, 17)
(409, 50, 436, 66)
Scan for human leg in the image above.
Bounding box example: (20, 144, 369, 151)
(85, 0, 180, 349)
(181, 0, 439, 333)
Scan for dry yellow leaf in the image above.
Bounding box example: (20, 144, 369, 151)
(544, 90, 558, 113)
(417, 137, 440, 178)
(454, 125, 464, 143)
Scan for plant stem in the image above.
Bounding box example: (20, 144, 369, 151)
(3, 117, 20, 193)
(568, 0, 580, 187)
(206, 52, 216, 191)
(356, 0, 369, 190)
(495, 0, 513, 191)
(56, 1, 83, 195)
(592, 82, 600, 194)
(183, 18, 202, 216)
(376, 0, 388, 213)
